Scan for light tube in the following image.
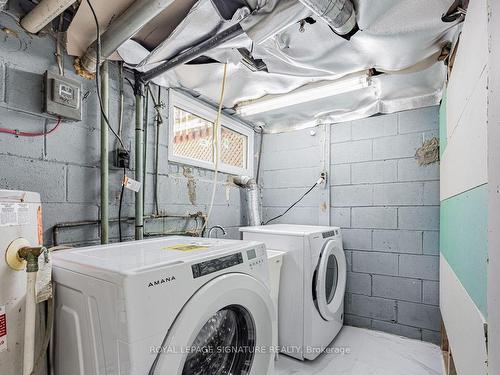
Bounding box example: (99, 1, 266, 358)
(236, 71, 371, 116)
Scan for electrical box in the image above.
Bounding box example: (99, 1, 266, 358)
(43, 71, 82, 121)
(114, 148, 130, 169)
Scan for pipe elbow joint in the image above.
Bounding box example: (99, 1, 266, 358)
(18, 246, 46, 273)
(80, 46, 98, 74)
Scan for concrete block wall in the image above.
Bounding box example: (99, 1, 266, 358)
(260, 107, 441, 344)
(0, 13, 252, 246)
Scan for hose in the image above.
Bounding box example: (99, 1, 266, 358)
(202, 63, 228, 234)
(30, 295, 54, 375)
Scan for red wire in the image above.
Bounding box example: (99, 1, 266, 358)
(0, 117, 62, 137)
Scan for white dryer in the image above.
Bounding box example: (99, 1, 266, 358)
(52, 236, 276, 374)
(240, 224, 346, 361)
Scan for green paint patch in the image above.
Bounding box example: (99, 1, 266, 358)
(440, 184, 488, 317)
(439, 90, 447, 157)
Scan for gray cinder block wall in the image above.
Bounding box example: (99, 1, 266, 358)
(261, 108, 441, 344)
(0, 13, 253, 245)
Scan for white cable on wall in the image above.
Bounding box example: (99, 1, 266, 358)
(203, 63, 228, 233)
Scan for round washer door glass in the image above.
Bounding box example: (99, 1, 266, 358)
(314, 240, 347, 321)
(325, 254, 339, 304)
(182, 305, 255, 375)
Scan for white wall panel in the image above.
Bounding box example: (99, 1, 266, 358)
(441, 70, 488, 201)
(446, 0, 488, 140)
(440, 256, 488, 375)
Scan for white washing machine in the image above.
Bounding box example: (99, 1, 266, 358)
(240, 224, 346, 361)
(52, 236, 276, 374)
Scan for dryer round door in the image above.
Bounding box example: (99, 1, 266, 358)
(314, 240, 347, 321)
(151, 273, 275, 375)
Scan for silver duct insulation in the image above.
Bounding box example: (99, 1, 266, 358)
(298, 0, 357, 36)
(80, 0, 175, 73)
(233, 176, 261, 226)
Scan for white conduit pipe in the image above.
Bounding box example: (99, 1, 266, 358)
(233, 176, 262, 226)
(23, 272, 37, 375)
(21, 0, 76, 34)
(80, 0, 175, 73)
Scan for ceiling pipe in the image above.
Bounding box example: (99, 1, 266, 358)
(80, 0, 176, 73)
(139, 23, 245, 83)
(20, 0, 76, 34)
(297, 0, 358, 40)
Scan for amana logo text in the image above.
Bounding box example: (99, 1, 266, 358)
(148, 276, 176, 287)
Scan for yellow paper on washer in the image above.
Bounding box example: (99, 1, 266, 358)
(163, 244, 210, 252)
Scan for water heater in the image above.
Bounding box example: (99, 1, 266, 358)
(0, 190, 42, 374)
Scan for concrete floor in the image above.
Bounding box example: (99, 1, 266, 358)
(275, 326, 443, 375)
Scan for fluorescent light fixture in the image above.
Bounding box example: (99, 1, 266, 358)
(236, 70, 372, 117)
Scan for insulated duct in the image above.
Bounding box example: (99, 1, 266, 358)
(298, 0, 358, 39)
(233, 176, 261, 226)
(21, 0, 76, 34)
(80, 0, 176, 73)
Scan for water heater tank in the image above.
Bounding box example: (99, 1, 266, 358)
(0, 190, 42, 374)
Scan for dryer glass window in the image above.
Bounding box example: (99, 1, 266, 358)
(325, 254, 339, 304)
(182, 305, 255, 375)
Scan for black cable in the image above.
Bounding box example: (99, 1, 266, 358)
(255, 126, 264, 185)
(118, 166, 126, 242)
(85, 0, 126, 151)
(124, 77, 135, 91)
(263, 182, 319, 225)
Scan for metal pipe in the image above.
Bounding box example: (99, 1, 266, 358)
(143, 87, 149, 214)
(52, 213, 206, 245)
(297, 0, 358, 39)
(20, 0, 76, 34)
(140, 23, 245, 83)
(80, 0, 176, 73)
(135, 79, 145, 240)
(100, 60, 109, 244)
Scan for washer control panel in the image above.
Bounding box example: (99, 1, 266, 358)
(322, 229, 340, 238)
(247, 247, 266, 269)
(192, 252, 243, 279)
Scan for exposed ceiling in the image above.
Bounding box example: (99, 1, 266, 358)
(66, 0, 462, 132)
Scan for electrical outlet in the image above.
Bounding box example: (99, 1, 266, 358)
(114, 149, 130, 169)
(319, 171, 328, 188)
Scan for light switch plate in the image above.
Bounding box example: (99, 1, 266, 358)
(43, 71, 82, 121)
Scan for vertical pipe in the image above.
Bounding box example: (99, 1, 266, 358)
(143, 88, 149, 214)
(135, 80, 145, 240)
(22, 272, 37, 375)
(100, 61, 109, 244)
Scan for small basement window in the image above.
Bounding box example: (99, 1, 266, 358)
(168, 90, 254, 176)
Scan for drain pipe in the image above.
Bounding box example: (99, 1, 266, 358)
(233, 176, 261, 226)
(134, 76, 145, 240)
(80, 0, 176, 73)
(5, 240, 46, 375)
(298, 0, 358, 39)
(20, 0, 76, 34)
(100, 61, 109, 244)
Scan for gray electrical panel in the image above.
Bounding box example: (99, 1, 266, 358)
(43, 71, 82, 121)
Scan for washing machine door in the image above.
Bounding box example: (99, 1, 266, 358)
(314, 240, 347, 321)
(150, 273, 275, 375)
